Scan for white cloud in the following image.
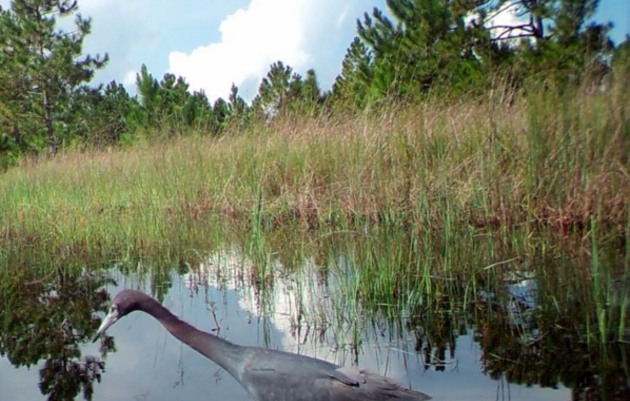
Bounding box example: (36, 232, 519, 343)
(485, 3, 529, 40)
(169, 0, 313, 103)
(123, 70, 138, 88)
(0, 0, 382, 102)
(0, 0, 384, 100)
(168, 0, 375, 103)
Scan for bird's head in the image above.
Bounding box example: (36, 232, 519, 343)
(93, 289, 146, 342)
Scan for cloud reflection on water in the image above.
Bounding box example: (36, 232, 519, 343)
(0, 248, 570, 401)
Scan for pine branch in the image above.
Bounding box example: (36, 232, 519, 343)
(483, 1, 523, 24)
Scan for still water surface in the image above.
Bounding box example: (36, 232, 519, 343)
(0, 250, 580, 401)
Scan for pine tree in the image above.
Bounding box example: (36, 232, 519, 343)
(212, 97, 230, 134)
(227, 84, 249, 128)
(354, 0, 493, 100)
(332, 37, 373, 106)
(159, 73, 193, 135)
(135, 64, 161, 130)
(300, 69, 322, 114)
(0, 0, 107, 155)
(253, 61, 299, 121)
(69, 82, 133, 146)
(182, 90, 213, 131)
(227, 84, 247, 117)
(481, 0, 613, 78)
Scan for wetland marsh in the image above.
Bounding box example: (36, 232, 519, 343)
(0, 87, 628, 400)
(0, 234, 628, 401)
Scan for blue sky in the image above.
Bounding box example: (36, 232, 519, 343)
(1, 0, 628, 102)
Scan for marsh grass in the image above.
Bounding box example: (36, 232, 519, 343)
(0, 75, 628, 343)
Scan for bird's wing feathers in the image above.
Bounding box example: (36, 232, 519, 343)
(242, 350, 431, 400)
(319, 367, 360, 387)
(329, 366, 432, 400)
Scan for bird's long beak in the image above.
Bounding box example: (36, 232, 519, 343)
(93, 309, 119, 343)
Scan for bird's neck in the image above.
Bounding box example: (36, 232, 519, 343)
(143, 299, 245, 380)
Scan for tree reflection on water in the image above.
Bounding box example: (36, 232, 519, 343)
(473, 300, 630, 401)
(405, 277, 630, 401)
(0, 256, 628, 401)
(0, 266, 115, 401)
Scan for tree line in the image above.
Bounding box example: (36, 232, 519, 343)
(1, 0, 628, 168)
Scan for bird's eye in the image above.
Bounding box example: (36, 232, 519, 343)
(111, 305, 118, 313)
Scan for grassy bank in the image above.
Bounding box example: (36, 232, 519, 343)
(2, 77, 628, 253)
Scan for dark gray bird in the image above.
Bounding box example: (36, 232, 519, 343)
(94, 289, 432, 401)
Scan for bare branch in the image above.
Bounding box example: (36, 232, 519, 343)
(491, 33, 537, 42)
(486, 24, 534, 31)
(484, 1, 523, 23)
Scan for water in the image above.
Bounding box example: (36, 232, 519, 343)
(0, 249, 627, 401)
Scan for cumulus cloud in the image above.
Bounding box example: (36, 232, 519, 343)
(168, 0, 379, 103)
(123, 70, 138, 87)
(484, 3, 529, 40)
(0, 0, 384, 99)
(169, 0, 309, 102)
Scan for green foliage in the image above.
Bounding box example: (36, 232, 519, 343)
(135, 64, 162, 129)
(354, 0, 495, 100)
(299, 69, 322, 115)
(613, 36, 630, 64)
(212, 97, 230, 132)
(0, 266, 115, 401)
(612, 37, 630, 81)
(252, 61, 323, 121)
(65, 81, 136, 148)
(484, 0, 614, 82)
(329, 0, 615, 106)
(134, 65, 227, 136)
(332, 37, 373, 107)
(227, 83, 250, 128)
(0, 0, 621, 163)
(183, 90, 215, 131)
(252, 61, 296, 119)
(0, 0, 107, 155)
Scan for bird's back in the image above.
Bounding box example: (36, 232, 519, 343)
(235, 347, 431, 401)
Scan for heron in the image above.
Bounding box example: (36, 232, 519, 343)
(93, 289, 432, 401)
